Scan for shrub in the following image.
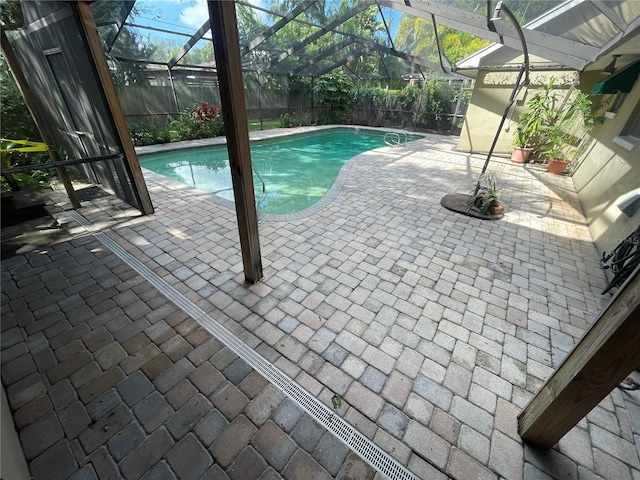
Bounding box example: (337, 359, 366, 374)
(128, 122, 172, 146)
(353, 87, 388, 110)
(313, 71, 355, 122)
(280, 113, 312, 128)
(1, 170, 50, 191)
(175, 101, 224, 140)
(131, 101, 224, 145)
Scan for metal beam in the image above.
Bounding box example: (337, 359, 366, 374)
(0, 153, 122, 175)
(377, 49, 392, 82)
(589, 0, 627, 30)
(274, 29, 441, 76)
(300, 36, 458, 79)
(207, 0, 263, 284)
(168, 19, 211, 69)
(242, 1, 316, 56)
(350, 37, 441, 71)
(314, 46, 373, 77)
(257, 0, 375, 75)
(378, 3, 396, 50)
(236, 1, 284, 19)
(432, 13, 453, 74)
(379, 0, 599, 70)
(125, 22, 193, 38)
(523, 0, 584, 29)
(105, 0, 135, 51)
(243, 1, 439, 76)
(291, 38, 353, 75)
(595, 15, 640, 58)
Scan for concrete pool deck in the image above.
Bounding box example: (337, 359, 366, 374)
(3, 127, 640, 479)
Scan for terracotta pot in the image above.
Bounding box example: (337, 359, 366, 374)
(547, 159, 569, 175)
(489, 203, 504, 215)
(510, 147, 533, 164)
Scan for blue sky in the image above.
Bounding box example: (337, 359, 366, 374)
(131, 0, 400, 37)
(130, 0, 210, 37)
(132, 0, 264, 34)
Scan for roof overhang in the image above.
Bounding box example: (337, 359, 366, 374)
(449, 0, 640, 73)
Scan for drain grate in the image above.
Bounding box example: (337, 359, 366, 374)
(64, 210, 420, 480)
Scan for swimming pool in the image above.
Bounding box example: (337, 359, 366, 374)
(139, 128, 422, 214)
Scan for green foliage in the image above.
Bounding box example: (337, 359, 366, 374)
(516, 78, 594, 162)
(512, 127, 530, 149)
(394, 16, 490, 67)
(129, 122, 172, 146)
(168, 115, 223, 142)
(237, 3, 268, 45)
(18, 170, 49, 190)
(0, 0, 24, 29)
(353, 87, 388, 110)
(439, 27, 491, 65)
(513, 84, 551, 149)
(0, 54, 41, 144)
(103, 26, 152, 87)
(249, 119, 282, 131)
(288, 76, 313, 96)
(399, 85, 420, 110)
(97, 2, 164, 84)
(129, 102, 224, 146)
(262, 74, 288, 93)
(401, 80, 451, 129)
(394, 2, 563, 66)
(169, 102, 224, 141)
(180, 42, 214, 67)
(472, 173, 502, 214)
(313, 71, 355, 122)
(280, 113, 313, 128)
(1, 171, 51, 191)
(418, 80, 448, 122)
(350, 80, 453, 130)
(0, 53, 51, 171)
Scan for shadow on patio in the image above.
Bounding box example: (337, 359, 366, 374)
(3, 130, 639, 480)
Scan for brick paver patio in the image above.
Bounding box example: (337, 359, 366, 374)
(1, 235, 376, 479)
(3, 127, 640, 479)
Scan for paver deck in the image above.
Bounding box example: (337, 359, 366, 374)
(1, 235, 376, 480)
(3, 127, 640, 479)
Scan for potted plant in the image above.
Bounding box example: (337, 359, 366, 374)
(471, 173, 503, 215)
(510, 86, 548, 163)
(514, 78, 593, 174)
(539, 125, 571, 174)
(510, 126, 534, 163)
(538, 89, 593, 174)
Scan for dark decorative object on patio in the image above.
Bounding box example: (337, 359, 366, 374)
(440, 193, 504, 220)
(442, 0, 528, 220)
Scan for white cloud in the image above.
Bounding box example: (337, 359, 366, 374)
(179, 0, 208, 29)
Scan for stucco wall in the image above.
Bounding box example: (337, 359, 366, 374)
(459, 57, 639, 256)
(457, 69, 516, 153)
(572, 72, 640, 254)
(457, 54, 576, 154)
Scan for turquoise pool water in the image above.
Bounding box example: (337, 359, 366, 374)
(140, 128, 421, 214)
